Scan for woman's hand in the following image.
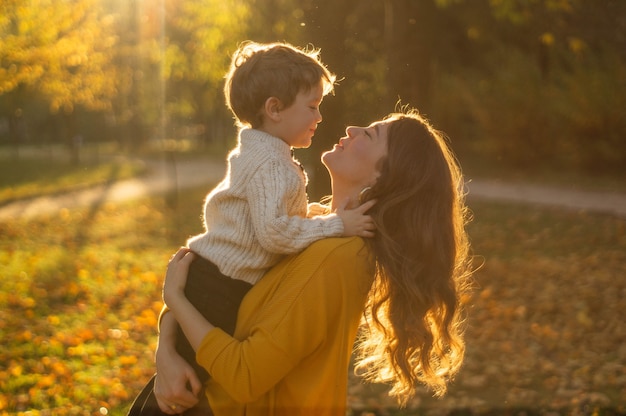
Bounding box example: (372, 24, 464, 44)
(162, 247, 195, 309)
(154, 345, 203, 414)
(153, 311, 203, 413)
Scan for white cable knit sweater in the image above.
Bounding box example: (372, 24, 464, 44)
(187, 128, 344, 285)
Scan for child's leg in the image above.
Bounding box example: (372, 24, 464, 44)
(125, 374, 213, 416)
(175, 254, 253, 382)
(126, 374, 157, 416)
(127, 256, 248, 415)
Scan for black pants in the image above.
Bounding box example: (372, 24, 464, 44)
(127, 375, 213, 416)
(127, 255, 252, 416)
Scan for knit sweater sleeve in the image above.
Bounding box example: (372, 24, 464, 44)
(195, 237, 372, 403)
(246, 159, 344, 254)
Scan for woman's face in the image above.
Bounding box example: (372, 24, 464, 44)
(322, 121, 390, 188)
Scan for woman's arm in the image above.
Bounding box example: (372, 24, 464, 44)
(162, 240, 370, 404)
(153, 311, 203, 412)
(196, 237, 371, 402)
(162, 248, 216, 351)
(155, 248, 212, 413)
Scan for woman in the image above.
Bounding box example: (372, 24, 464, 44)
(155, 109, 473, 415)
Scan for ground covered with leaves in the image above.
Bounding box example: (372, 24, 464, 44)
(1, 186, 625, 415)
(348, 201, 626, 416)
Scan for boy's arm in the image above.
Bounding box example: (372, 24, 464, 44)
(247, 161, 377, 252)
(246, 161, 343, 253)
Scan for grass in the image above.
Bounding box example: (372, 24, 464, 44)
(349, 200, 626, 415)
(0, 185, 205, 415)
(1, 155, 625, 415)
(0, 157, 146, 206)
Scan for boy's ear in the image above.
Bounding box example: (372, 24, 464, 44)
(263, 97, 282, 122)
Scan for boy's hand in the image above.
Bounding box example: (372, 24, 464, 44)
(336, 199, 377, 238)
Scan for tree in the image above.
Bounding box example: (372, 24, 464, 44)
(159, 0, 251, 147)
(0, 0, 118, 161)
(441, 0, 626, 170)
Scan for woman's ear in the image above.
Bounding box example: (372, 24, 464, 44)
(263, 97, 282, 122)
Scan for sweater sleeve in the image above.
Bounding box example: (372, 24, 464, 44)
(245, 160, 344, 254)
(195, 238, 370, 403)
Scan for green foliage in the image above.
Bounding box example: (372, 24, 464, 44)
(432, 42, 626, 172)
(165, 0, 249, 84)
(161, 0, 250, 139)
(558, 49, 626, 171)
(434, 47, 562, 167)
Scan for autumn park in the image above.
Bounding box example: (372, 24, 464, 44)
(1, 0, 625, 415)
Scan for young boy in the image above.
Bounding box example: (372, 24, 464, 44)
(176, 41, 374, 379)
(127, 41, 374, 416)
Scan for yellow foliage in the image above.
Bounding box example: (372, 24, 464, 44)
(1, 0, 117, 110)
(9, 363, 23, 377)
(540, 32, 555, 46)
(568, 37, 586, 54)
(119, 355, 138, 366)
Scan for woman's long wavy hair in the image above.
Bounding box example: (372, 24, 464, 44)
(355, 110, 473, 405)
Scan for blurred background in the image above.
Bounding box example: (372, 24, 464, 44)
(2, 0, 625, 198)
(2, 1, 626, 415)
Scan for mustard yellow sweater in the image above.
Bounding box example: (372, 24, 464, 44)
(196, 237, 374, 415)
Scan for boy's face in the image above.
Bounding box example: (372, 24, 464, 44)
(273, 81, 324, 149)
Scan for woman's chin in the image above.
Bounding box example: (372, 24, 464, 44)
(320, 150, 337, 168)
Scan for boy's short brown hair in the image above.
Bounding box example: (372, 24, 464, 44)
(224, 41, 336, 128)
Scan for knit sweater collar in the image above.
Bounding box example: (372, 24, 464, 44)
(239, 128, 292, 159)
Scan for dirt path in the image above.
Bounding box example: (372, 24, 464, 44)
(467, 178, 626, 217)
(1, 158, 624, 220)
(0, 158, 227, 220)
